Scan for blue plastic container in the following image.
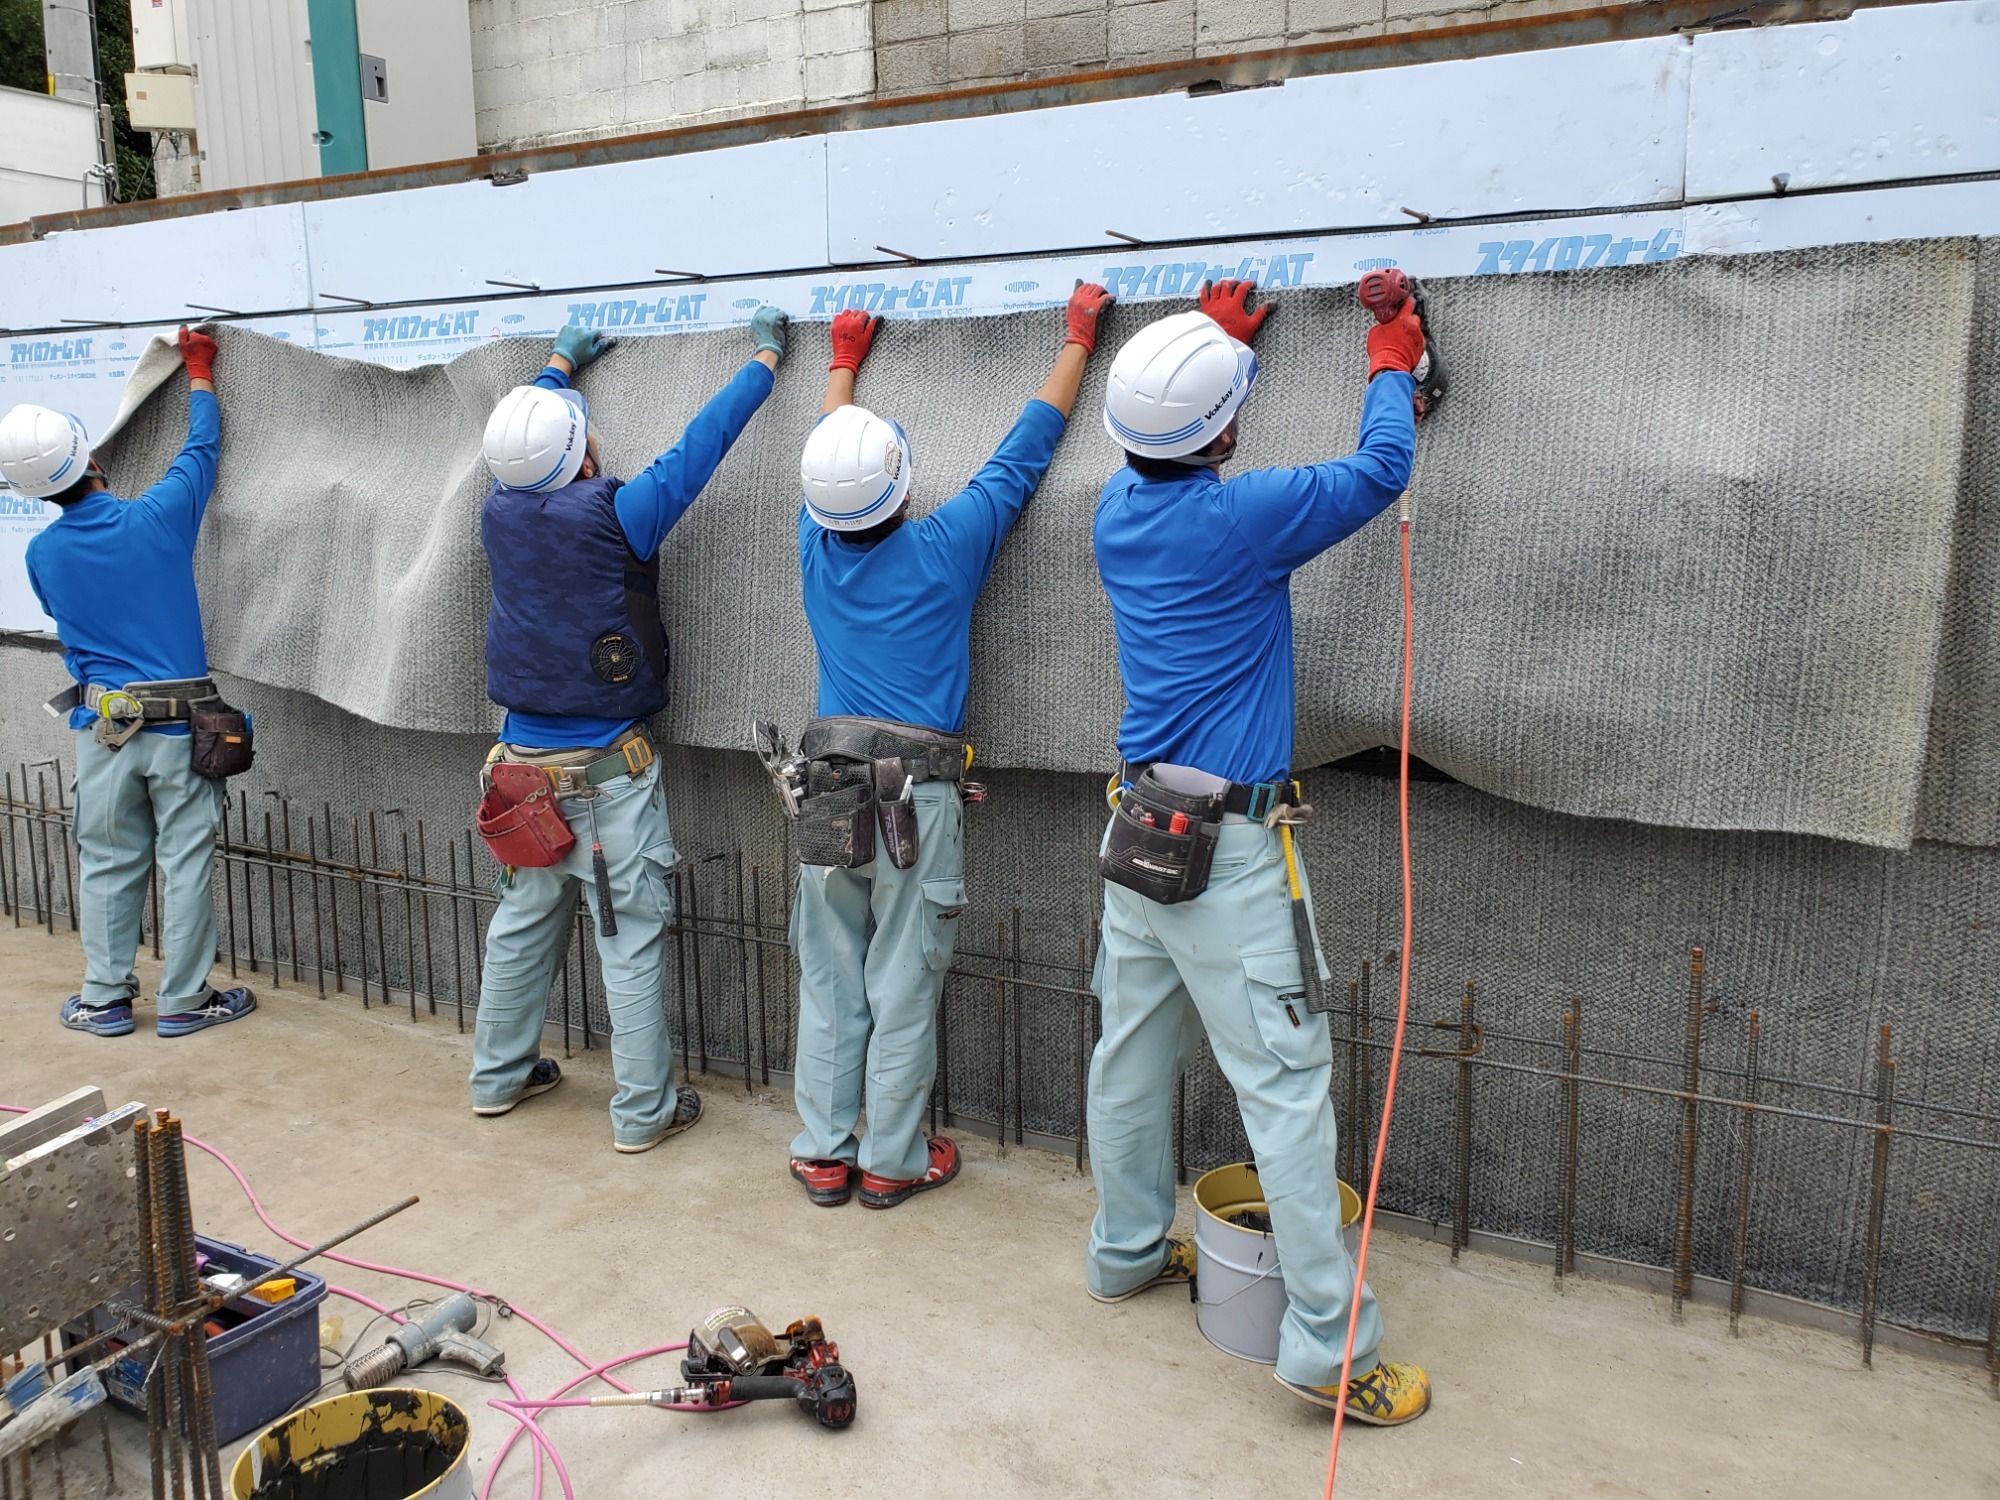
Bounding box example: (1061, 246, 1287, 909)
(75, 1235, 327, 1443)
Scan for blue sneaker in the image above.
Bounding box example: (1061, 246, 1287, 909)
(60, 993, 135, 1037)
(157, 987, 257, 1038)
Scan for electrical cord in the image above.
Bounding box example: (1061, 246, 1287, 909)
(1322, 487, 1419, 1498)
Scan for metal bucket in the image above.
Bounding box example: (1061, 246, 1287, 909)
(228, 1388, 472, 1500)
(1192, 1162, 1362, 1365)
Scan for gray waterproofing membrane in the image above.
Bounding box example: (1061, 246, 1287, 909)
(95, 238, 1995, 851)
(0, 643, 1995, 1342)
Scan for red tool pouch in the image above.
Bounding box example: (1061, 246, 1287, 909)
(476, 762, 576, 868)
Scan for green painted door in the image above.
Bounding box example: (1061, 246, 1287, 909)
(306, 0, 368, 176)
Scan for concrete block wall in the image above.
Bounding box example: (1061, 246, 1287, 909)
(470, 0, 877, 152)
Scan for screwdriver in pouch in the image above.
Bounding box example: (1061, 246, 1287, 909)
(584, 795, 617, 937)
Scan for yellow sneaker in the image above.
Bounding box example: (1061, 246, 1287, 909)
(1277, 1360, 1432, 1426)
(1089, 1237, 1198, 1303)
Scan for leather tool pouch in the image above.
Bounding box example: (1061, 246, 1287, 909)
(476, 761, 577, 868)
(874, 757, 919, 870)
(796, 758, 876, 868)
(188, 696, 255, 779)
(1099, 772, 1221, 905)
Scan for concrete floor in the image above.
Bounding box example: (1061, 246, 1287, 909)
(4, 921, 1996, 1499)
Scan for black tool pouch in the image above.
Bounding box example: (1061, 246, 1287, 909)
(796, 759, 876, 868)
(1099, 776, 1221, 905)
(874, 758, 920, 870)
(188, 697, 255, 780)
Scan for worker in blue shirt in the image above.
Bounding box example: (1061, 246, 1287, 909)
(3, 327, 256, 1039)
(783, 284, 1114, 1209)
(1087, 283, 1433, 1426)
(470, 311, 787, 1153)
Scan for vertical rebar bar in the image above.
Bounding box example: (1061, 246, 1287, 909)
(326, 807, 346, 995)
(1859, 1023, 1894, 1368)
(447, 837, 466, 1030)
(1672, 947, 1705, 1322)
(574, 904, 591, 1051)
(688, 862, 710, 1072)
(147, 1121, 186, 1500)
(218, 799, 237, 976)
(1452, 978, 1476, 1261)
(1730, 1011, 1762, 1336)
(131, 1117, 165, 1500)
(5, 772, 21, 928)
(34, 769, 55, 935)
(735, 851, 752, 1092)
(351, 817, 367, 1007)
(673, 866, 691, 1079)
(49, 767, 75, 932)
(1011, 908, 1025, 1146)
(260, 810, 281, 989)
(0, 774, 14, 923)
(162, 1118, 222, 1498)
(20, 770, 43, 928)
(277, 798, 300, 982)
(367, 813, 389, 1006)
(465, 830, 484, 996)
(752, 864, 771, 1087)
(994, 920, 1007, 1158)
(1558, 998, 1582, 1284)
(1357, 960, 1375, 1189)
(416, 822, 437, 1017)
(396, 820, 417, 1020)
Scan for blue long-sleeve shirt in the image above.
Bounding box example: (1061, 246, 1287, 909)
(501, 358, 775, 748)
(1092, 371, 1416, 785)
(26, 389, 220, 735)
(801, 398, 1067, 734)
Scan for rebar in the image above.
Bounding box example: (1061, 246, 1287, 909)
(1451, 978, 1476, 1260)
(687, 862, 711, 1072)
(34, 769, 55, 936)
(305, 817, 327, 999)
(350, 816, 366, 1007)
(327, 808, 347, 995)
(273, 797, 300, 983)
(416, 822, 437, 1017)
(735, 852, 752, 1093)
(1558, 997, 1581, 1284)
(1672, 947, 1705, 1322)
(447, 836, 466, 1030)
(260, 810, 282, 989)
(1012, 909, 1025, 1148)
(18, 771, 43, 928)
(752, 865, 771, 1087)
(993, 920, 1007, 1159)
(5, 772, 22, 929)
(1859, 1024, 1894, 1367)
(46, 768, 75, 933)
(1730, 1011, 1762, 1336)
(672, 866, 691, 1078)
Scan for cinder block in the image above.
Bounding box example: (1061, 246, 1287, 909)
(705, 23, 771, 68)
(875, 0, 947, 42)
(948, 22, 1028, 79)
(805, 4, 869, 53)
(1025, 9, 1107, 68)
(1024, 0, 1100, 18)
(1288, 0, 1379, 28)
(947, 0, 1025, 31)
(805, 46, 875, 98)
(621, 76, 678, 126)
(1195, 0, 1284, 45)
(638, 32, 704, 78)
(876, 35, 950, 89)
(732, 0, 801, 23)
(577, 41, 628, 93)
(767, 18, 809, 61)
(1106, 0, 1192, 56)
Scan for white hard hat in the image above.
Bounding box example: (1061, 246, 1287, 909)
(0, 404, 92, 499)
(801, 404, 913, 532)
(482, 385, 589, 493)
(1102, 310, 1258, 460)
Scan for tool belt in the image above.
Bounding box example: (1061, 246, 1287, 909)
(475, 730, 654, 869)
(1100, 768, 1229, 905)
(1118, 761, 1303, 822)
(793, 717, 966, 870)
(45, 677, 255, 774)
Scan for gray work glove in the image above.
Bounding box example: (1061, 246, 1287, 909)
(551, 325, 610, 370)
(749, 306, 789, 359)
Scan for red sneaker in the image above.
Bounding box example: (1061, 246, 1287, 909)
(789, 1157, 852, 1208)
(859, 1137, 960, 1210)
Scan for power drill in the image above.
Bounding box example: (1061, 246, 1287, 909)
(587, 1307, 856, 1430)
(1356, 268, 1448, 419)
(343, 1292, 507, 1389)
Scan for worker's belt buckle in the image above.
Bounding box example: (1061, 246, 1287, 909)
(96, 690, 143, 723)
(1245, 782, 1281, 821)
(620, 737, 653, 777)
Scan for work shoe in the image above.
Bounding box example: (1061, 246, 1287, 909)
(472, 1057, 563, 1117)
(1277, 1360, 1432, 1427)
(156, 987, 257, 1038)
(858, 1136, 959, 1209)
(1088, 1236, 1197, 1304)
(60, 994, 135, 1038)
(614, 1086, 703, 1155)
(790, 1157, 852, 1208)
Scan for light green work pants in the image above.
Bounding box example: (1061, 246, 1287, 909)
(789, 782, 966, 1183)
(72, 727, 222, 1015)
(1086, 815, 1384, 1387)
(469, 760, 681, 1146)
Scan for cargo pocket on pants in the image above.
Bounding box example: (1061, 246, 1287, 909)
(1242, 946, 1331, 1072)
(919, 876, 968, 971)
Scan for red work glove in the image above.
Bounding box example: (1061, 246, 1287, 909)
(1063, 281, 1115, 354)
(1366, 301, 1425, 380)
(177, 325, 218, 383)
(828, 309, 880, 374)
(1198, 279, 1271, 345)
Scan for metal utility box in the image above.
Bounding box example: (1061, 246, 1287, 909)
(125, 70, 198, 132)
(129, 0, 195, 71)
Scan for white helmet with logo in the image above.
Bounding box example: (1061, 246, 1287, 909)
(1101, 310, 1258, 460)
(482, 385, 589, 493)
(0, 404, 93, 499)
(801, 404, 913, 532)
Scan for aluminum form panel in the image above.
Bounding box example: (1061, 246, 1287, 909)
(1687, 0, 2000, 200)
(188, 0, 321, 191)
(0, 1103, 144, 1351)
(827, 36, 1693, 261)
(300, 138, 830, 308)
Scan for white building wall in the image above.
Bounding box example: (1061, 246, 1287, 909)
(187, 0, 321, 190)
(469, 0, 875, 152)
(0, 88, 106, 225)
(354, 0, 481, 170)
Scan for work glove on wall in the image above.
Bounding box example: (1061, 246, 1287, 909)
(551, 325, 610, 370)
(1063, 282, 1115, 353)
(750, 306, 789, 358)
(177, 325, 218, 383)
(1198, 279, 1271, 344)
(829, 309, 881, 374)
(1366, 303, 1426, 381)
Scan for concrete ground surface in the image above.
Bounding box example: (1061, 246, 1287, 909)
(4, 921, 1995, 1499)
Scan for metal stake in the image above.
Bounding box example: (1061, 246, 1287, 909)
(1729, 1011, 1762, 1336)
(1672, 947, 1705, 1322)
(1859, 1024, 1894, 1367)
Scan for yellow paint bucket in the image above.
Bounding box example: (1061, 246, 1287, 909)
(227, 1388, 472, 1500)
(1191, 1162, 1362, 1364)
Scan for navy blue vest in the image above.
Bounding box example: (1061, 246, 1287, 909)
(482, 475, 668, 719)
